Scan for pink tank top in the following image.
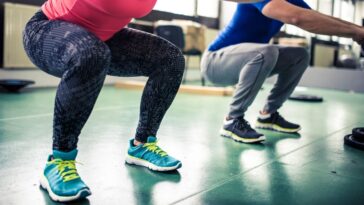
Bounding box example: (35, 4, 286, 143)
(42, 0, 157, 41)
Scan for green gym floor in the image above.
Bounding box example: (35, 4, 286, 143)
(1, 84, 364, 205)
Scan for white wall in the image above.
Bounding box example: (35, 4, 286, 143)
(353, 1, 364, 55)
(220, 1, 236, 29)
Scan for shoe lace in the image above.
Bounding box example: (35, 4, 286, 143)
(50, 159, 80, 182)
(143, 141, 168, 157)
(236, 117, 254, 131)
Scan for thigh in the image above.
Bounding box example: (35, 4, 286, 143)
(23, 11, 108, 77)
(270, 46, 308, 76)
(105, 28, 178, 77)
(206, 43, 274, 85)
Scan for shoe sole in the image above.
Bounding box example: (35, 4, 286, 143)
(125, 155, 182, 172)
(220, 129, 265, 143)
(40, 174, 91, 202)
(255, 122, 301, 133)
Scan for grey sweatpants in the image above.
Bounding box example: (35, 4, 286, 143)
(201, 43, 309, 118)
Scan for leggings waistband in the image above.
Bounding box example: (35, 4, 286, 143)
(30, 10, 49, 22)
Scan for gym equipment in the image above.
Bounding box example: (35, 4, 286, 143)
(344, 127, 364, 151)
(336, 54, 358, 69)
(288, 93, 323, 102)
(352, 128, 364, 141)
(115, 80, 234, 96)
(0, 79, 35, 92)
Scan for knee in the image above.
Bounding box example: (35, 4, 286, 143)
(260, 46, 279, 61)
(296, 47, 310, 69)
(164, 45, 185, 78)
(259, 46, 279, 71)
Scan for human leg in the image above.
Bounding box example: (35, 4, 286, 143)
(23, 11, 110, 201)
(256, 46, 310, 133)
(201, 43, 280, 142)
(105, 28, 185, 170)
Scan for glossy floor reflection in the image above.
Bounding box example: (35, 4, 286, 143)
(0, 85, 364, 205)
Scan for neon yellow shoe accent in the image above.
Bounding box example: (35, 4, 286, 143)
(220, 129, 265, 143)
(143, 141, 167, 157)
(48, 159, 80, 182)
(255, 122, 301, 133)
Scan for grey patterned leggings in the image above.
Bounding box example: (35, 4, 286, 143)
(23, 11, 185, 151)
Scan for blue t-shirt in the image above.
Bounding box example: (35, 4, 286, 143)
(208, 0, 311, 51)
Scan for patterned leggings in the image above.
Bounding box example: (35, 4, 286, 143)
(23, 11, 185, 151)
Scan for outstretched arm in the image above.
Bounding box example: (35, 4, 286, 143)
(261, 0, 364, 45)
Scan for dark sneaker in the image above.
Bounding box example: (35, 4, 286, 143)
(256, 112, 301, 133)
(220, 117, 265, 143)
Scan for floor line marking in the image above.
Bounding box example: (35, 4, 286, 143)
(170, 125, 355, 205)
(0, 105, 126, 121)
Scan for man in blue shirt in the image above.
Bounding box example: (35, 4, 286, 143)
(201, 0, 364, 143)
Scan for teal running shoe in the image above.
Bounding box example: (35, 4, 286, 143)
(125, 136, 182, 171)
(40, 149, 91, 202)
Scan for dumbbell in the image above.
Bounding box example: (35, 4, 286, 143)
(344, 127, 364, 151)
(352, 127, 364, 143)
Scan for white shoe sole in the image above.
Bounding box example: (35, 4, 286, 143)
(40, 174, 91, 202)
(125, 155, 182, 172)
(220, 129, 265, 143)
(255, 122, 301, 133)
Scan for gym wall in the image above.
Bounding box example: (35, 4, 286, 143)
(0, 0, 219, 69)
(0, 0, 45, 67)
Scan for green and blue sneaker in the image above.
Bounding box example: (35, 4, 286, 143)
(125, 136, 182, 172)
(40, 149, 91, 202)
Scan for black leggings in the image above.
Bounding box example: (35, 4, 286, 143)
(23, 11, 185, 151)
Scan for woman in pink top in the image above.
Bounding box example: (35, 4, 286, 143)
(23, 0, 184, 202)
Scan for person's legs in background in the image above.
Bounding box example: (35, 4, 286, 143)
(201, 43, 280, 143)
(105, 28, 185, 171)
(256, 46, 310, 133)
